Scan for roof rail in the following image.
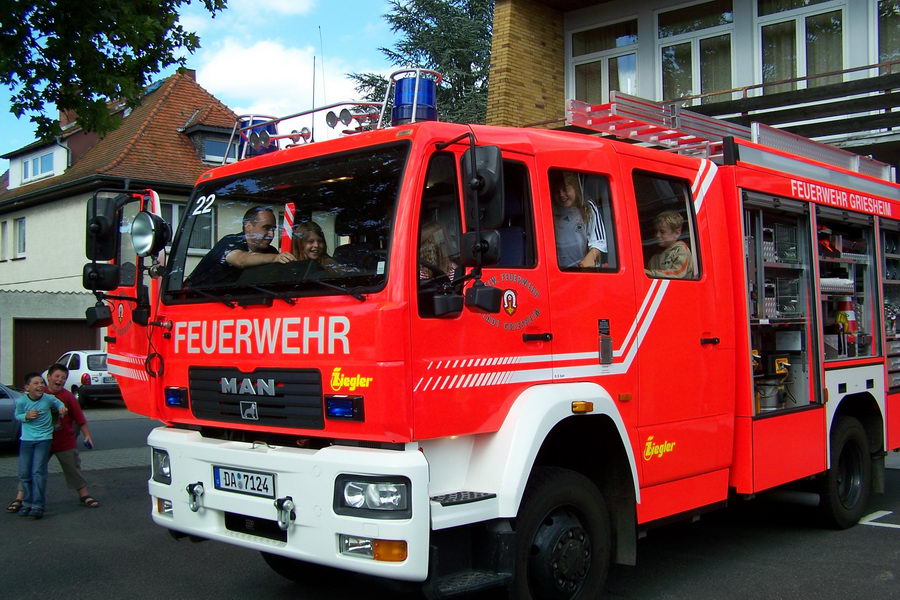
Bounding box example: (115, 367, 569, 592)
(567, 92, 894, 183)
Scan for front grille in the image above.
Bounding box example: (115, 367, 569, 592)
(189, 367, 324, 430)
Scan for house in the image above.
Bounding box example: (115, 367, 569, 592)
(487, 0, 899, 168)
(0, 69, 236, 385)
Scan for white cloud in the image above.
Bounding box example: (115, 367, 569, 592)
(197, 38, 381, 140)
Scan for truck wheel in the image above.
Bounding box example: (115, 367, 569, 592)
(819, 417, 871, 529)
(509, 467, 610, 600)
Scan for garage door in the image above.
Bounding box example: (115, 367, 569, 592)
(13, 319, 98, 385)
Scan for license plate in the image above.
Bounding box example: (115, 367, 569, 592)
(213, 466, 276, 498)
(103, 376, 115, 383)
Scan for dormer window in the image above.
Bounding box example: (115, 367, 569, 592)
(22, 151, 54, 182)
(203, 138, 237, 164)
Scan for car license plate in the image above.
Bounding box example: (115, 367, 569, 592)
(213, 466, 275, 498)
(103, 376, 115, 383)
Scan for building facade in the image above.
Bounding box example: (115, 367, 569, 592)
(488, 0, 899, 166)
(0, 70, 236, 384)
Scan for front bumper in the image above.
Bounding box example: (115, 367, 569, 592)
(147, 426, 431, 581)
(79, 383, 120, 399)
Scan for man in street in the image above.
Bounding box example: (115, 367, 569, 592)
(185, 205, 295, 286)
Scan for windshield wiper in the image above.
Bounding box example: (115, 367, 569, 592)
(178, 284, 236, 308)
(246, 285, 296, 305)
(307, 279, 367, 302)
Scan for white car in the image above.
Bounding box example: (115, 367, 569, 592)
(46, 350, 120, 407)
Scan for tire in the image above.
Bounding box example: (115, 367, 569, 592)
(508, 467, 611, 600)
(74, 387, 88, 409)
(260, 552, 339, 583)
(819, 417, 871, 529)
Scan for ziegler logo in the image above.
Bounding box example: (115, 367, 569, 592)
(330, 367, 373, 392)
(643, 435, 676, 461)
(220, 377, 276, 396)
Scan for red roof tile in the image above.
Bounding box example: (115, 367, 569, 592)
(0, 73, 236, 204)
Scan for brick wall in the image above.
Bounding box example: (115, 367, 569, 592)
(487, 0, 565, 128)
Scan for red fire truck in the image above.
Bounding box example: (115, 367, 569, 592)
(83, 72, 899, 598)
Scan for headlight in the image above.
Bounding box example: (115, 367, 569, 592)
(334, 475, 411, 519)
(152, 448, 171, 484)
(131, 211, 171, 257)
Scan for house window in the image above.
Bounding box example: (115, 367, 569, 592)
(21, 151, 54, 182)
(161, 202, 214, 250)
(572, 19, 638, 104)
(0, 221, 7, 261)
(657, 0, 733, 104)
(758, 0, 844, 93)
(204, 139, 237, 164)
(879, 0, 900, 74)
(14, 217, 26, 258)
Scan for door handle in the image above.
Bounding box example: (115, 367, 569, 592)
(523, 333, 552, 342)
(700, 337, 720, 345)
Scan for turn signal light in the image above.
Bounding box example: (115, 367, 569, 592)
(571, 401, 594, 413)
(373, 539, 408, 562)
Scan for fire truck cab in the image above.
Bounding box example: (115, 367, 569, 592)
(83, 76, 899, 599)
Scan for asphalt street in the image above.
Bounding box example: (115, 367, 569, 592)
(1, 406, 899, 599)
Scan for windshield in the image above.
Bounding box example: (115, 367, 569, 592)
(166, 142, 408, 302)
(87, 354, 108, 370)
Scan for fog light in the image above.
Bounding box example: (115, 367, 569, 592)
(152, 448, 171, 484)
(339, 536, 407, 562)
(156, 498, 173, 515)
(340, 534, 374, 558)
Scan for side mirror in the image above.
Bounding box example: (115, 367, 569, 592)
(83, 263, 121, 291)
(465, 281, 502, 313)
(432, 293, 464, 318)
(462, 146, 505, 229)
(131, 211, 171, 257)
(459, 230, 501, 267)
(85, 303, 113, 329)
(85, 196, 120, 260)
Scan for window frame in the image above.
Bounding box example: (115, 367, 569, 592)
(569, 17, 640, 104)
(753, 0, 847, 93)
(655, 0, 736, 104)
(13, 217, 26, 258)
(161, 201, 216, 252)
(203, 137, 238, 165)
(20, 150, 55, 183)
(548, 168, 618, 273)
(633, 170, 701, 280)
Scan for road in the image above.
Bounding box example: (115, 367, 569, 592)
(2, 405, 899, 599)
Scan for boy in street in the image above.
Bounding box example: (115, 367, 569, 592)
(14, 372, 67, 519)
(7, 364, 99, 512)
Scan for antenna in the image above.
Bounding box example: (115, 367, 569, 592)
(311, 55, 316, 143)
(319, 26, 327, 105)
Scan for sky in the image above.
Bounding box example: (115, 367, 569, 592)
(0, 0, 401, 173)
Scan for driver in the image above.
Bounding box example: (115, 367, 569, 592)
(186, 206, 295, 286)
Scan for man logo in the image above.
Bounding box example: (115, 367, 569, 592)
(240, 401, 259, 421)
(220, 377, 276, 396)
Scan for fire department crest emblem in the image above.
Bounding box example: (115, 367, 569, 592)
(502, 289, 517, 316)
(116, 303, 125, 325)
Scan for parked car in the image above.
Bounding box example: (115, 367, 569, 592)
(0, 383, 23, 448)
(45, 350, 120, 407)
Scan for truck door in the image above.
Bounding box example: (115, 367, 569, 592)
(625, 159, 735, 488)
(102, 190, 164, 418)
(411, 152, 552, 439)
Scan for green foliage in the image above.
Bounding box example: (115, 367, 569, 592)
(349, 0, 493, 125)
(0, 0, 226, 140)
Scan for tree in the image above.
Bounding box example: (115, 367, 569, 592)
(0, 0, 226, 140)
(349, 0, 493, 125)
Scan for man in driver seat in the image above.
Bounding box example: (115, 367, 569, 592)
(186, 206, 295, 286)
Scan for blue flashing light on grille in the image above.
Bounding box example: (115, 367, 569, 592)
(325, 395, 364, 421)
(165, 387, 188, 408)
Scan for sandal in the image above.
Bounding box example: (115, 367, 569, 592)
(6, 498, 23, 513)
(79, 496, 100, 508)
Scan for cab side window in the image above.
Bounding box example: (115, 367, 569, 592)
(417, 152, 463, 317)
(634, 171, 700, 280)
(549, 169, 616, 270)
(492, 161, 536, 268)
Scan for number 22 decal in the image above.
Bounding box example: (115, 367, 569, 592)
(192, 194, 216, 215)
